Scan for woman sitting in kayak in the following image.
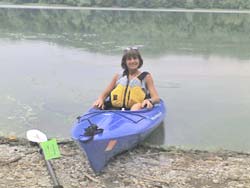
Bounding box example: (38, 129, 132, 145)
(93, 47, 160, 111)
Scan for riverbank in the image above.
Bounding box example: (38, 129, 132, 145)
(1, 4, 250, 14)
(1, 0, 250, 10)
(1, 137, 250, 188)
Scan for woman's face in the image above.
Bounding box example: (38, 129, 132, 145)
(126, 56, 140, 71)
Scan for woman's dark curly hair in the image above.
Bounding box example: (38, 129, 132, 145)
(121, 49, 143, 76)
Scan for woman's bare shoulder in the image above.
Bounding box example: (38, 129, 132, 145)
(111, 72, 122, 82)
(145, 72, 153, 80)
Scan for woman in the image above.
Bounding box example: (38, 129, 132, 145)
(93, 47, 160, 111)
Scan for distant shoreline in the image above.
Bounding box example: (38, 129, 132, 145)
(1, 4, 250, 14)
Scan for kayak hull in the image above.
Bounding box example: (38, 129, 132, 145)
(72, 99, 166, 173)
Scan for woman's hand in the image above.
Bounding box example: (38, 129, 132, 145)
(92, 74, 119, 110)
(141, 99, 153, 109)
(93, 98, 105, 109)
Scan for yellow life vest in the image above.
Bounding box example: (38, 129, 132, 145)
(110, 72, 149, 109)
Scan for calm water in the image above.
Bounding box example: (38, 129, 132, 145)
(0, 8, 250, 152)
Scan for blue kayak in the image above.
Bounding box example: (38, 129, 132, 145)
(71, 99, 166, 173)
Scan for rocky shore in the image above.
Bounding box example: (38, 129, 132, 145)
(1, 137, 250, 188)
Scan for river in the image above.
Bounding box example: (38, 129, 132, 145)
(0, 6, 250, 152)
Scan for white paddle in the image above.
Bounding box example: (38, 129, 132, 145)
(26, 129, 63, 188)
(26, 129, 48, 143)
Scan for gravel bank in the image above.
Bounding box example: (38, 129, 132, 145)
(1, 137, 250, 188)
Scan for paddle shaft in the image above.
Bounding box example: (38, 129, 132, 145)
(39, 144, 63, 188)
(44, 159, 63, 188)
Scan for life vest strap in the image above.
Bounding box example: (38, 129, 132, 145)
(138, 71, 151, 99)
(137, 71, 149, 81)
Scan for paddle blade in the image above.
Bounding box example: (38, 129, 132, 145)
(26, 129, 48, 143)
(40, 139, 61, 160)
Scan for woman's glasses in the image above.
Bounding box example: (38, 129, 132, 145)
(125, 46, 138, 50)
(123, 46, 139, 53)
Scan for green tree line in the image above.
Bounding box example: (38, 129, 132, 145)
(1, 0, 250, 9)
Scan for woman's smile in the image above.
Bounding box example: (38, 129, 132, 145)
(126, 57, 139, 69)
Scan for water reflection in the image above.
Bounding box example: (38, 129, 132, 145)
(1, 9, 250, 59)
(145, 122, 165, 145)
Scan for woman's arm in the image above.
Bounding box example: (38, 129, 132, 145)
(93, 73, 119, 109)
(141, 73, 160, 108)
